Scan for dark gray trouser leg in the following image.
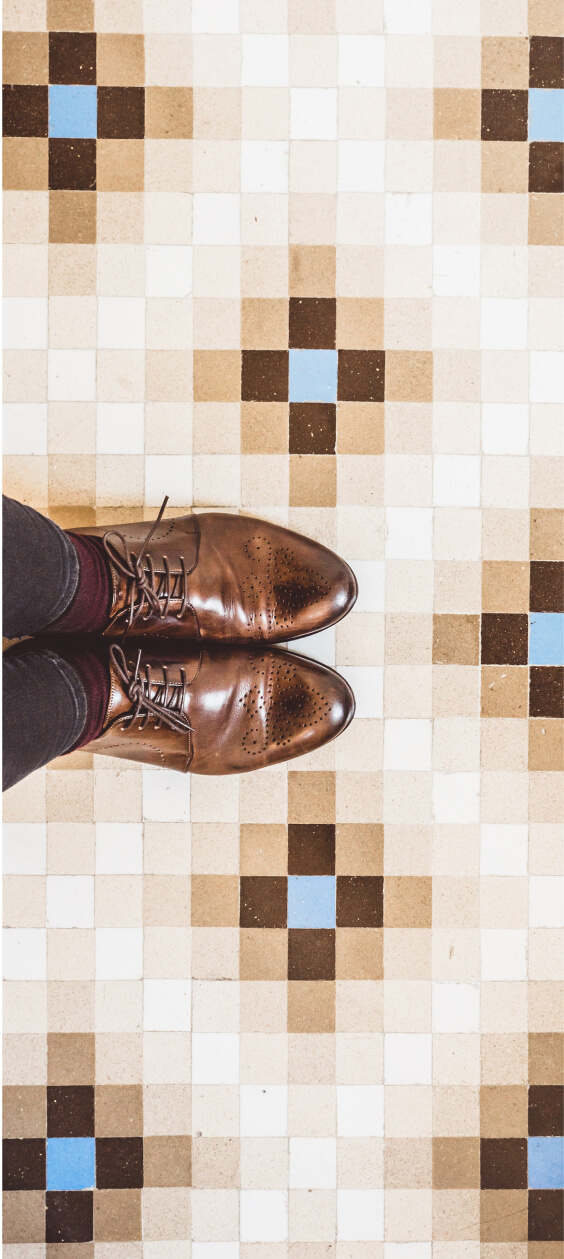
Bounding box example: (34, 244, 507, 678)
(3, 495, 79, 638)
(3, 647, 87, 791)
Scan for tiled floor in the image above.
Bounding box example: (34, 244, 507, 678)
(3, 0, 564, 1252)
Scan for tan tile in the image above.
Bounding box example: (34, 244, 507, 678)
(290, 246, 336, 297)
(433, 90, 481, 139)
(191, 1136, 240, 1188)
(337, 402, 384, 455)
(144, 1136, 192, 1187)
(287, 981, 335, 1033)
(240, 824, 288, 875)
(481, 142, 528, 194)
(384, 877, 432, 928)
(2, 1086, 46, 1137)
(482, 561, 529, 612)
(95, 1085, 143, 1136)
(3, 138, 48, 191)
(433, 615, 480, 665)
(47, 0, 94, 27)
(239, 929, 288, 980)
(48, 244, 96, 295)
(528, 1032, 564, 1084)
(193, 350, 240, 402)
(530, 509, 564, 560)
(49, 191, 96, 244)
(145, 88, 193, 139)
(480, 1085, 528, 1136)
(480, 1190, 528, 1242)
(529, 194, 564, 247)
(289, 455, 336, 507)
(191, 875, 240, 927)
(241, 299, 288, 349)
(335, 824, 383, 875)
(335, 928, 383, 980)
(336, 298, 384, 350)
(432, 1137, 480, 1188)
(93, 1189, 142, 1242)
(529, 720, 564, 771)
(481, 666, 528, 718)
(528, 0, 564, 34)
(96, 140, 144, 192)
(2, 1192, 45, 1243)
(481, 37, 529, 88)
(288, 772, 335, 824)
(3, 32, 48, 83)
(47, 1034, 94, 1085)
(240, 402, 288, 453)
(96, 33, 145, 85)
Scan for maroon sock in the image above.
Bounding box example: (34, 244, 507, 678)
(49, 533, 113, 634)
(56, 640, 112, 750)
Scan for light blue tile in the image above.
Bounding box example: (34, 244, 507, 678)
(529, 89, 564, 141)
(529, 613, 564, 665)
(289, 350, 338, 403)
(47, 1138, 96, 1191)
(49, 85, 97, 138)
(288, 876, 336, 928)
(528, 1137, 564, 1189)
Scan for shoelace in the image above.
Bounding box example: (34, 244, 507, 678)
(109, 644, 194, 735)
(102, 496, 191, 635)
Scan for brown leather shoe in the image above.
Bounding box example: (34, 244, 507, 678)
(75, 499, 357, 643)
(89, 640, 355, 774)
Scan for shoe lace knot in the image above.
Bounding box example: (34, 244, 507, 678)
(109, 644, 194, 736)
(102, 497, 190, 634)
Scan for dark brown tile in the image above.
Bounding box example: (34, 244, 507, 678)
(530, 562, 564, 612)
(2, 1140, 46, 1190)
(3, 1087, 47, 1138)
(239, 876, 287, 928)
(433, 614, 480, 664)
(529, 1086, 564, 1136)
(49, 138, 96, 190)
(95, 1139, 143, 1190)
(3, 85, 48, 137)
(433, 1137, 480, 1188)
(289, 297, 336, 349)
(529, 37, 564, 88)
(528, 1191, 564, 1241)
(47, 1087, 94, 1138)
(529, 1034, 564, 1085)
(481, 613, 529, 664)
(241, 351, 288, 402)
(529, 142, 564, 193)
(530, 667, 564, 717)
(338, 350, 385, 402)
(289, 403, 336, 454)
(288, 928, 335, 980)
(48, 1035, 95, 1085)
(336, 876, 383, 928)
(288, 824, 335, 875)
(480, 1137, 528, 1189)
(143, 1136, 191, 1187)
(97, 87, 145, 140)
(481, 89, 528, 140)
(49, 33, 96, 84)
(46, 1192, 93, 1243)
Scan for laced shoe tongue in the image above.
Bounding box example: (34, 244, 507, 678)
(109, 645, 194, 735)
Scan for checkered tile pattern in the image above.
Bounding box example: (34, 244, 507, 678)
(3, 0, 563, 1251)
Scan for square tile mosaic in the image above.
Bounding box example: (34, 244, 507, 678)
(3, 0, 563, 1253)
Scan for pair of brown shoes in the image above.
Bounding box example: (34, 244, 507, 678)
(73, 503, 358, 774)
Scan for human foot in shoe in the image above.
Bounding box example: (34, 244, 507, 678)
(85, 639, 355, 774)
(73, 500, 357, 643)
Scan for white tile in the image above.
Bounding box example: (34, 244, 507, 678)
(481, 298, 528, 350)
(338, 35, 385, 86)
(482, 403, 529, 455)
(3, 298, 48, 349)
(384, 0, 432, 33)
(530, 352, 564, 403)
(384, 1033, 432, 1084)
(193, 195, 241, 246)
(240, 1085, 288, 1136)
(143, 769, 190, 822)
(350, 561, 386, 612)
(433, 246, 480, 297)
(289, 1138, 337, 1188)
(290, 89, 338, 140)
(192, 1033, 239, 1083)
(481, 929, 527, 980)
(338, 141, 385, 192)
(97, 404, 145, 454)
(95, 823, 144, 874)
(432, 982, 479, 1032)
(433, 773, 480, 824)
(337, 1189, 384, 1241)
(48, 350, 96, 401)
(242, 35, 289, 86)
(143, 979, 191, 1030)
(337, 1085, 384, 1136)
(191, 0, 239, 32)
(146, 246, 193, 298)
(3, 403, 47, 455)
(384, 720, 432, 771)
(385, 195, 432, 246)
(480, 824, 528, 876)
(46, 876, 94, 928)
(193, 1248, 239, 1259)
(529, 877, 564, 928)
(3, 823, 46, 874)
(97, 297, 146, 350)
(240, 1192, 288, 1243)
(241, 142, 289, 193)
(433, 455, 481, 506)
(385, 508, 433, 559)
(289, 625, 336, 667)
(3, 929, 46, 980)
(96, 928, 143, 980)
(338, 666, 383, 718)
(145, 455, 193, 507)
